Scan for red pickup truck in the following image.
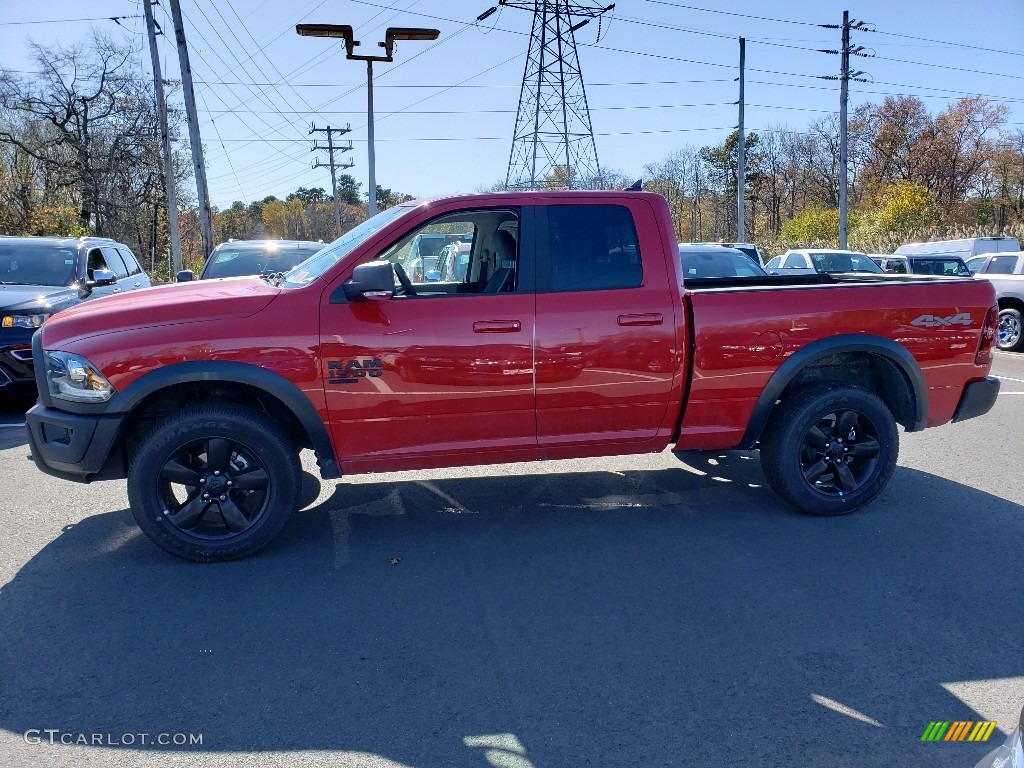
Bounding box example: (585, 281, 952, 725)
(25, 191, 1000, 561)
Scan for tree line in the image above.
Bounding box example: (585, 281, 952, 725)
(2, 32, 1022, 282)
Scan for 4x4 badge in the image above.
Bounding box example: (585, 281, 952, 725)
(329, 358, 383, 385)
(911, 313, 972, 328)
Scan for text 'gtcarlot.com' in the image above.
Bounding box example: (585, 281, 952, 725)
(24, 730, 203, 747)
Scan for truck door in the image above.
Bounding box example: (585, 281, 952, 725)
(320, 206, 537, 465)
(534, 200, 678, 447)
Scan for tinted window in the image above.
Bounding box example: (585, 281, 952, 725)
(911, 258, 970, 277)
(0, 242, 77, 286)
(545, 205, 642, 291)
(764, 256, 783, 269)
(985, 255, 1018, 274)
(782, 254, 807, 269)
(204, 246, 322, 279)
(884, 259, 908, 274)
(118, 246, 142, 276)
(102, 246, 130, 279)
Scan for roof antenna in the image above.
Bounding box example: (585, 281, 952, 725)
(624, 179, 642, 191)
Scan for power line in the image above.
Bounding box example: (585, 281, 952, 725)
(0, 15, 141, 26)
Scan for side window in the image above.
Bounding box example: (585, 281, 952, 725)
(783, 253, 805, 269)
(764, 256, 782, 270)
(86, 248, 109, 279)
(966, 257, 986, 274)
(374, 209, 519, 296)
(986, 255, 1017, 274)
(544, 204, 642, 292)
(118, 246, 142, 276)
(101, 246, 129, 279)
(890, 260, 907, 273)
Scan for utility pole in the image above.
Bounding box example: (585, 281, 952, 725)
(737, 37, 746, 243)
(310, 124, 354, 236)
(692, 165, 699, 241)
(142, 0, 182, 273)
(169, 0, 214, 260)
(819, 11, 870, 250)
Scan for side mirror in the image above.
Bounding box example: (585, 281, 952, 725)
(343, 261, 395, 302)
(88, 269, 117, 287)
(176, 270, 195, 282)
(424, 269, 441, 282)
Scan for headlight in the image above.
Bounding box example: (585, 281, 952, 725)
(44, 351, 114, 402)
(2, 314, 47, 329)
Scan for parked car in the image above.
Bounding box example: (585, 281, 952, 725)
(0, 235, 151, 398)
(765, 249, 885, 275)
(966, 252, 1024, 350)
(683, 241, 764, 266)
(678, 243, 767, 278)
(26, 190, 998, 561)
(870, 254, 971, 276)
(404, 232, 472, 282)
(176, 240, 324, 281)
(895, 236, 1020, 262)
(428, 241, 473, 283)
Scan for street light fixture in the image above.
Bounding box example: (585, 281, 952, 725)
(296, 24, 440, 217)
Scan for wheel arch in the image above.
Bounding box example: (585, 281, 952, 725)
(738, 335, 927, 449)
(115, 361, 340, 480)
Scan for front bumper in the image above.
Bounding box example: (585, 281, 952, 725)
(951, 376, 1000, 423)
(25, 404, 126, 483)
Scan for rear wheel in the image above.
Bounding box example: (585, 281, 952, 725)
(127, 404, 300, 561)
(997, 308, 1024, 351)
(760, 384, 898, 516)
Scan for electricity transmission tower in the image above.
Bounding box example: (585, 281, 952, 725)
(482, 1, 614, 190)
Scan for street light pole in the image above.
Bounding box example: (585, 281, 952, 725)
(366, 60, 377, 217)
(296, 24, 439, 218)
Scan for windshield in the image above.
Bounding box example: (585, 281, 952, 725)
(203, 246, 322, 279)
(680, 249, 767, 278)
(910, 257, 971, 277)
(0, 243, 77, 286)
(809, 251, 884, 273)
(281, 205, 412, 288)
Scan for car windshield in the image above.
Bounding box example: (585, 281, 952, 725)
(0, 243, 77, 286)
(808, 252, 884, 273)
(910, 258, 971, 277)
(281, 205, 412, 288)
(203, 246, 323, 279)
(680, 249, 767, 278)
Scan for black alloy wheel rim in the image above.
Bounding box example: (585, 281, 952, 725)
(799, 408, 881, 497)
(158, 437, 271, 539)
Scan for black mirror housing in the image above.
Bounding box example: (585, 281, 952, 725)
(343, 261, 395, 302)
(176, 270, 195, 282)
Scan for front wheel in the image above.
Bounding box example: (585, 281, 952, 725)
(127, 404, 300, 561)
(760, 384, 898, 516)
(997, 308, 1024, 351)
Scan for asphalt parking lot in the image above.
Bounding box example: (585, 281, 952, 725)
(1, 356, 1022, 768)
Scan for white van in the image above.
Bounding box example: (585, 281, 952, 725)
(894, 236, 1020, 261)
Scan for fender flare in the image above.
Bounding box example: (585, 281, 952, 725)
(115, 361, 340, 479)
(738, 334, 928, 449)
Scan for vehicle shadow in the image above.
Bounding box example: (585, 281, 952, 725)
(0, 397, 31, 450)
(1, 455, 1022, 767)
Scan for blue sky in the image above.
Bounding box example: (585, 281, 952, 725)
(2, 1, 1023, 208)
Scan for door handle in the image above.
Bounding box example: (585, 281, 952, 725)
(617, 313, 663, 326)
(473, 320, 521, 333)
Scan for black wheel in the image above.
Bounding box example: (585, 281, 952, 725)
(127, 404, 300, 561)
(997, 308, 1023, 351)
(760, 384, 898, 516)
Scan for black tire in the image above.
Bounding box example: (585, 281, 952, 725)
(760, 383, 898, 516)
(127, 403, 300, 562)
(997, 308, 1024, 351)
